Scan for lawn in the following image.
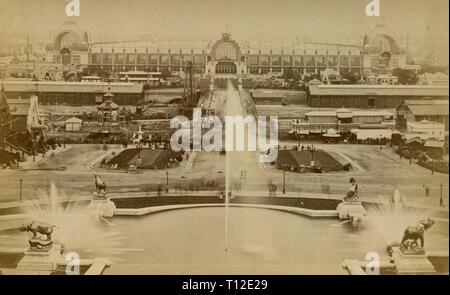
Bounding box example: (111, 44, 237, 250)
(275, 150, 344, 172)
(106, 148, 182, 169)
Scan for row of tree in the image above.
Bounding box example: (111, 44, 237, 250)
(281, 66, 421, 87)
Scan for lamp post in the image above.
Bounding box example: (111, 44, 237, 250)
(282, 164, 288, 194)
(310, 144, 315, 166)
(32, 137, 36, 162)
(19, 179, 22, 202)
(166, 171, 169, 193)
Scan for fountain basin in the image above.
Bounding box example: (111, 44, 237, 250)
(1, 205, 448, 275)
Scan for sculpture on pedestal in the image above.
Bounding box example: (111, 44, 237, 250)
(343, 177, 359, 202)
(89, 175, 116, 218)
(400, 218, 435, 255)
(337, 177, 366, 228)
(19, 221, 55, 251)
(16, 220, 63, 272)
(93, 175, 108, 200)
(385, 218, 437, 274)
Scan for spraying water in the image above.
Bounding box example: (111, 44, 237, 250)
(221, 79, 262, 253)
(224, 79, 238, 252)
(16, 182, 140, 261)
(366, 190, 429, 247)
(222, 79, 246, 252)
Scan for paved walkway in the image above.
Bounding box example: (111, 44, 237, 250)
(378, 146, 447, 176)
(18, 145, 72, 170)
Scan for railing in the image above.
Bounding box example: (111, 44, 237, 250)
(290, 121, 309, 126)
(337, 123, 359, 132)
(289, 120, 398, 134)
(4, 133, 32, 155)
(3, 141, 30, 155)
(382, 121, 396, 127)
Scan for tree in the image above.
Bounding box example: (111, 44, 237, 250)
(303, 73, 320, 83)
(282, 67, 294, 80)
(341, 72, 361, 84)
(392, 68, 419, 85)
(161, 68, 172, 79)
(282, 68, 302, 89)
(80, 67, 91, 77)
(418, 64, 448, 75)
(62, 71, 69, 81)
(62, 71, 77, 82)
(96, 68, 111, 81)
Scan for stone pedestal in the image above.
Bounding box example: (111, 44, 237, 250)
(17, 244, 62, 272)
(392, 247, 435, 274)
(88, 198, 116, 218)
(337, 201, 366, 219)
(337, 201, 366, 228)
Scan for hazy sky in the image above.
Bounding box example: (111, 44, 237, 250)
(0, 0, 448, 40)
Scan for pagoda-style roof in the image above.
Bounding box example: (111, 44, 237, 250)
(97, 84, 120, 110)
(103, 91, 114, 99)
(97, 100, 119, 110)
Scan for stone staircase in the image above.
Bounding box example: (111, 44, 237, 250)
(0, 146, 17, 165)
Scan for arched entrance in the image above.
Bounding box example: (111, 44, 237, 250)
(215, 62, 237, 74)
(60, 48, 71, 65)
(210, 33, 241, 75)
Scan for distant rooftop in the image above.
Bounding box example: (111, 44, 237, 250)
(89, 35, 363, 56)
(408, 120, 445, 126)
(309, 84, 449, 97)
(402, 100, 449, 116)
(306, 109, 393, 117)
(7, 98, 31, 116)
(2, 81, 143, 94)
(424, 140, 445, 148)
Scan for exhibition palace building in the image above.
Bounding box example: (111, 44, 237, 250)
(42, 21, 414, 77)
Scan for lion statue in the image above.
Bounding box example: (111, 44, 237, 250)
(401, 218, 435, 250)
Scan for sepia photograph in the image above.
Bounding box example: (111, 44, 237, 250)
(0, 0, 448, 277)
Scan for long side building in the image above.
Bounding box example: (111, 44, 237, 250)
(308, 84, 449, 108)
(397, 99, 449, 131)
(2, 81, 143, 105)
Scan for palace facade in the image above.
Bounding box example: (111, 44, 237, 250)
(44, 22, 410, 78)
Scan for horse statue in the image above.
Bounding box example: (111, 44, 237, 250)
(401, 218, 435, 253)
(93, 175, 110, 200)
